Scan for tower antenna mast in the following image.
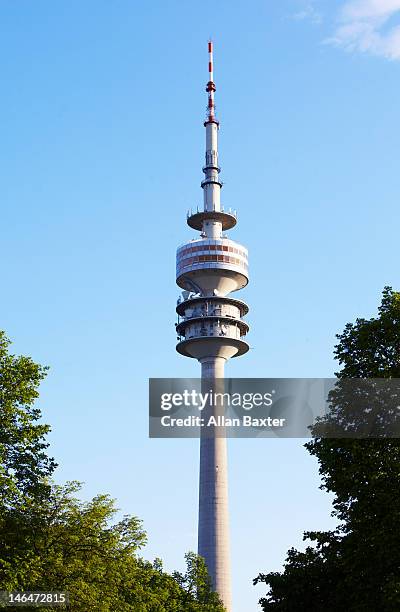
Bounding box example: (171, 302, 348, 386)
(206, 40, 217, 122)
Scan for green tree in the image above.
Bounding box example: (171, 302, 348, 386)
(173, 552, 225, 611)
(0, 331, 56, 591)
(255, 287, 400, 611)
(0, 333, 224, 611)
(0, 330, 56, 509)
(2, 481, 225, 611)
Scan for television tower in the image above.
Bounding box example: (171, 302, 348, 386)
(175, 42, 249, 611)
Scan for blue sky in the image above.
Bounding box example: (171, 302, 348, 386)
(1, 1, 400, 610)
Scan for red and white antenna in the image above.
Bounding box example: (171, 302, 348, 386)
(206, 40, 217, 122)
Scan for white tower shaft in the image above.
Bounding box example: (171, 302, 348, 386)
(198, 357, 232, 611)
(204, 122, 220, 212)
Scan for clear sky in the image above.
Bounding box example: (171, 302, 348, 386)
(2, 1, 400, 610)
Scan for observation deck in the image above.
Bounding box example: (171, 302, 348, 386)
(176, 295, 249, 318)
(187, 207, 237, 231)
(176, 238, 249, 296)
(175, 294, 249, 360)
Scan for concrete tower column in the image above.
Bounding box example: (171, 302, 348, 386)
(175, 41, 250, 612)
(198, 357, 232, 612)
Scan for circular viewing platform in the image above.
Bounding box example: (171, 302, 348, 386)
(187, 209, 237, 231)
(176, 315, 249, 338)
(175, 294, 249, 360)
(176, 336, 249, 360)
(176, 238, 249, 296)
(176, 295, 249, 317)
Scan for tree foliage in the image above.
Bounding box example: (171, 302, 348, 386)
(0, 330, 56, 509)
(0, 333, 225, 611)
(255, 287, 400, 611)
(2, 482, 225, 611)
